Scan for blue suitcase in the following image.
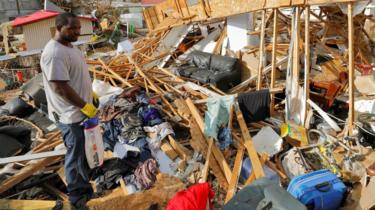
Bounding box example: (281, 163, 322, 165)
(287, 169, 347, 210)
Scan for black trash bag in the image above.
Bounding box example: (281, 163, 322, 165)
(1, 97, 34, 117)
(0, 133, 24, 158)
(0, 125, 32, 154)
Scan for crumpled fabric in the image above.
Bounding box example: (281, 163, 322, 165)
(102, 119, 123, 150)
(144, 122, 174, 154)
(218, 127, 232, 151)
(136, 92, 150, 105)
(204, 95, 235, 140)
(166, 183, 215, 210)
(134, 158, 158, 190)
(238, 89, 270, 123)
(92, 158, 139, 193)
(138, 106, 163, 126)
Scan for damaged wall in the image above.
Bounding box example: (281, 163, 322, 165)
(22, 17, 93, 51)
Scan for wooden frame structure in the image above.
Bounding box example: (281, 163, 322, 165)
(144, 0, 359, 133)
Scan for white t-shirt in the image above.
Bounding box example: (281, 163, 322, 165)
(41, 39, 92, 124)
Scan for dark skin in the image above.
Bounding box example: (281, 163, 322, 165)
(50, 17, 86, 109)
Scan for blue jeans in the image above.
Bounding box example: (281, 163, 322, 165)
(57, 122, 93, 204)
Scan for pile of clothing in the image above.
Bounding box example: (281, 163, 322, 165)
(94, 86, 174, 193)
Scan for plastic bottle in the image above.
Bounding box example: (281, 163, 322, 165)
(82, 117, 104, 169)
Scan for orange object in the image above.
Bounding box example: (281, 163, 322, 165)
(16, 71, 23, 82)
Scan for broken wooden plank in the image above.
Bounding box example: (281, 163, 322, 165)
(168, 135, 191, 160)
(201, 138, 214, 183)
(98, 59, 133, 88)
(0, 150, 66, 165)
(43, 183, 69, 201)
(57, 167, 67, 186)
(257, 9, 267, 90)
(270, 9, 279, 112)
(347, 2, 355, 135)
(0, 199, 70, 210)
(234, 102, 265, 179)
(0, 156, 61, 194)
(225, 144, 245, 203)
(189, 120, 228, 188)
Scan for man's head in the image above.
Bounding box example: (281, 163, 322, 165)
(55, 13, 81, 42)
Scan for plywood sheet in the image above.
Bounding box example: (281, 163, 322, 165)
(209, 0, 265, 19)
(264, 0, 291, 8)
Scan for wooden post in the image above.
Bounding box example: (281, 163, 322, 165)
(201, 138, 214, 182)
(234, 103, 265, 178)
(256, 10, 266, 90)
(304, 6, 311, 126)
(270, 9, 278, 112)
(225, 145, 244, 203)
(348, 2, 355, 135)
(293, 7, 301, 80)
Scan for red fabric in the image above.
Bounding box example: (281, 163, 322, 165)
(12, 10, 96, 27)
(166, 183, 215, 210)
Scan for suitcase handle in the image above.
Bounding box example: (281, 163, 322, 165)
(315, 182, 332, 192)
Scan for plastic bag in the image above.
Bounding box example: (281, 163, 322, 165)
(83, 117, 104, 169)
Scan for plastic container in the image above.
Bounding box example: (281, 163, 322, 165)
(240, 157, 280, 183)
(83, 117, 104, 169)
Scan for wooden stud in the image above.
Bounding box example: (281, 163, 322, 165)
(256, 10, 266, 90)
(234, 102, 265, 178)
(270, 9, 279, 113)
(201, 138, 214, 183)
(225, 145, 245, 203)
(57, 167, 67, 186)
(0, 156, 61, 194)
(0, 199, 70, 210)
(304, 6, 311, 126)
(185, 98, 232, 183)
(348, 2, 355, 135)
(98, 59, 133, 87)
(293, 7, 301, 81)
(168, 135, 191, 160)
(43, 183, 69, 201)
(119, 179, 129, 196)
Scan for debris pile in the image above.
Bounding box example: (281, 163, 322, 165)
(0, 0, 375, 210)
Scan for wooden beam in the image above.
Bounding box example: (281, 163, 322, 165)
(43, 183, 69, 201)
(270, 9, 279, 113)
(0, 150, 65, 165)
(0, 156, 61, 194)
(0, 199, 70, 210)
(185, 98, 232, 183)
(98, 59, 133, 88)
(201, 138, 214, 182)
(304, 6, 311, 126)
(119, 179, 129, 196)
(293, 7, 301, 80)
(348, 2, 355, 135)
(168, 135, 191, 160)
(256, 10, 267, 90)
(234, 102, 265, 178)
(225, 145, 245, 203)
(57, 167, 67, 186)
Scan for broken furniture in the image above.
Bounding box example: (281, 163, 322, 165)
(177, 51, 241, 91)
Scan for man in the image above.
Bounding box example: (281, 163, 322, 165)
(40, 13, 98, 209)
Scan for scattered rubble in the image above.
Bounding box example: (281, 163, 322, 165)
(0, 0, 375, 210)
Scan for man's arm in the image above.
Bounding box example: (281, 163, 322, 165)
(50, 81, 86, 109)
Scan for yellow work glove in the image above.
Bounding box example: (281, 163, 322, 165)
(81, 103, 98, 118)
(92, 92, 100, 108)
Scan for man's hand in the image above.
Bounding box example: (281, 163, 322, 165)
(81, 103, 98, 118)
